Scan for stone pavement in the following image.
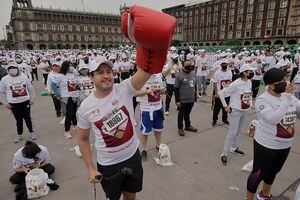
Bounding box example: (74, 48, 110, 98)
(0, 77, 299, 200)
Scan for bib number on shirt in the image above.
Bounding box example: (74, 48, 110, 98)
(82, 80, 94, 91)
(68, 80, 77, 92)
(276, 111, 296, 138)
(11, 83, 27, 97)
(220, 80, 231, 90)
(202, 66, 207, 71)
(103, 109, 128, 133)
(255, 69, 262, 76)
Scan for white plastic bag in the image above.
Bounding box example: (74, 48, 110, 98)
(242, 160, 253, 173)
(25, 168, 49, 199)
(154, 144, 173, 167)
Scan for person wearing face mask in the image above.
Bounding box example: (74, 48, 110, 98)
(246, 68, 300, 200)
(195, 49, 209, 96)
(51, 61, 79, 139)
(174, 60, 198, 136)
(0, 62, 37, 143)
(212, 59, 232, 126)
(162, 53, 181, 116)
(46, 62, 61, 117)
(251, 59, 263, 99)
(16, 55, 31, 80)
(218, 64, 254, 165)
(38, 57, 51, 86)
(77, 64, 95, 104)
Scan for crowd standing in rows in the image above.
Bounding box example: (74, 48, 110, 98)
(0, 44, 300, 200)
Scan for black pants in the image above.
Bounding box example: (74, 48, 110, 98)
(65, 97, 77, 132)
(51, 94, 61, 115)
(165, 84, 174, 112)
(31, 68, 38, 81)
(10, 100, 33, 135)
(290, 67, 299, 83)
(9, 164, 55, 185)
(132, 97, 138, 113)
(252, 80, 260, 98)
(177, 102, 194, 129)
(42, 73, 48, 86)
(213, 97, 230, 122)
(247, 140, 290, 193)
(97, 150, 143, 200)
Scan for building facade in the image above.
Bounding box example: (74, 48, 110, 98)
(163, 0, 300, 47)
(7, 0, 127, 50)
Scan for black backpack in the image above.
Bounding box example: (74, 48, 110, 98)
(0, 65, 8, 81)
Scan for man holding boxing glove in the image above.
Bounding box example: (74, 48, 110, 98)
(77, 6, 176, 200)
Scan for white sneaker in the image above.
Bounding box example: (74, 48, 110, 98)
(64, 131, 72, 139)
(59, 117, 65, 125)
(165, 111, 169, 116)
(30, 132, 38, 140)
(14, 135, 22, 143)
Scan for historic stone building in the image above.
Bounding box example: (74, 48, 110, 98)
(6, 0, 127, 50)
(163, 0, 300, 47)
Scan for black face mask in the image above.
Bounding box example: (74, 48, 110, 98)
(173, 60, 178, 64)
(221, 65, 227, 71)
(84, 59, 89, 64)
(273, 81, 287, 94)
(247, 73, 254, 79)
(184, 65, 192, 73)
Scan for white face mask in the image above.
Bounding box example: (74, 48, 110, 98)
(8, 68, 19, 76)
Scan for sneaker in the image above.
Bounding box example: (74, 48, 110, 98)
(202, 92, 207, 96)
(165, 111, 169, 116)
(220, 154, 227, 166)
(212, 121, 217, 127)
(30, 132, 38, 140)
(198, 92, 202, 96)
(185, 126, 197, 132)
(59, 117, 65, 125)
(73, 126, 77, 131)
(222, 119, 229, 125)
(256, 191, 273, 200)
(14, 135, 22, 143)
(64, 131, 72, 139)
(230, 147, 245, 155)
(141, 150, 147, 161)
(178, 129, 185, 136)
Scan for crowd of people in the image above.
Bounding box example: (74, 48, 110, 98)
(0, 44, 299, 200)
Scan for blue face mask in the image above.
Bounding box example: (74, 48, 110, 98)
(68, 67, 75, 74)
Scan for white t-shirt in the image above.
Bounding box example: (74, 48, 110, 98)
(213, 69, 232, 97)
(13, 145, 51, 169)
(47, 71, 59, 94)
(0, 73, 33, 103)
(53, 73, 79, 98)
(234, 58, 244, 70)
(139, 74, 164, 111)
(119, 61, 132, 72)
(76, 79, 139, 166)
(187, 53, 196, 64)
(254, 92, 300, 149)
(295, 53, 300, 68)
(219, 78, 252, 111)
(251, 62, 263, 81)
(195, 56, 209, 77)
(112, 62, 120, 79)
(162, 63, 180, 85)
(38, 62, 50, 74)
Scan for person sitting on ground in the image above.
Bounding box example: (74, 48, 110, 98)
(9, 141, 55, 185)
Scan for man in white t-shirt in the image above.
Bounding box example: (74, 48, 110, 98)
(77, 59, 151, 200)
(291, 47, 300, 82)
(195, 49, 209, 96)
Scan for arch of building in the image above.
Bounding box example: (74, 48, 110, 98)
(274, 40, 283, 45)
(26, 44, 33, 50)
(244, 41, 251, 45)
(212, 43, 217, 46)
(287, 40, 297, 45)
(205, 43, 210, 46)
(39, 44, 46, 50)
(253, 41, 261, 45)
(263, 41, 272, 45)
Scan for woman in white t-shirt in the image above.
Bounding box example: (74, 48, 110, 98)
(246, 68, 300, 200)
(51, 61, 79, 139)
(77, 64, 95, 104)
(218, 64, 254, 166)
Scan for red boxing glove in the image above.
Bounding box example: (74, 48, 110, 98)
(121, 6, 176, 74)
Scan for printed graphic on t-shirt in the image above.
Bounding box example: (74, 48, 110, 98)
(82, 80, 94, 91)
(67, 80, 77, 92)
(276, 111, 296, 138)
(255, 69, 262, 75)
(241, 92, 252, 109)
(94, 105, 133, 148)
(220, 79, 231, 90)
(189, 79, 195, 88)
(147, 83, 161, 102)
(202, 66, 207, 71)
(171, 73, 176, 78)
(11, 83, 27, 97)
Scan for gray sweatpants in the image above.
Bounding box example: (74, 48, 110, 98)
(197, 76, 208, 93)
(222, 109, 249, 155)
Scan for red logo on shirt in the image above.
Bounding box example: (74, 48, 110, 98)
(67, 80, 77, 92)
(94, 105, 133, 148)
(220, 79, 231, 90)
(241, 92, 252, 109)
(11, 83, 27, 97)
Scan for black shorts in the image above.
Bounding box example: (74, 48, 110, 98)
(97, 149, 143, 200)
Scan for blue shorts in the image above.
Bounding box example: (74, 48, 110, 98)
(140, 108, 164, 135)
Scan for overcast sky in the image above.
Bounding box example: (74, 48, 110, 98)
(0, 0, 196, 40)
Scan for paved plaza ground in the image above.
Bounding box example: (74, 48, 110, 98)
(0, 77, 299, 200)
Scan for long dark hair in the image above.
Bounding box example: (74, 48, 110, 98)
(22, 141, 41, 159)
(60, 61, 71, 75)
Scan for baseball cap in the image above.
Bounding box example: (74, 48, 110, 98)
(78, 64, 89, 70)
(90, 58, 114, 73)
(220, 59, 229, 64)
(240, 64, 254, 73)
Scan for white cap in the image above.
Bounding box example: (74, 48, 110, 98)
(90, 58, 114, 73)
(240, 64, 254, 73)
(121, 54, 127, 59)
(52, 62, 60, 67)
(297, 47, 300, 51)
(7, 62, 18, 68)
(226, 48, 231, 52)
(108, 55, 117, 60)
(170, 46, 177, 51)
(198, 49, 206, 53)
(171, 53, 179, 59)
(78, 64, 89, 70)
(41, 57, 47, 61)
(220, 59, 229, 64)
